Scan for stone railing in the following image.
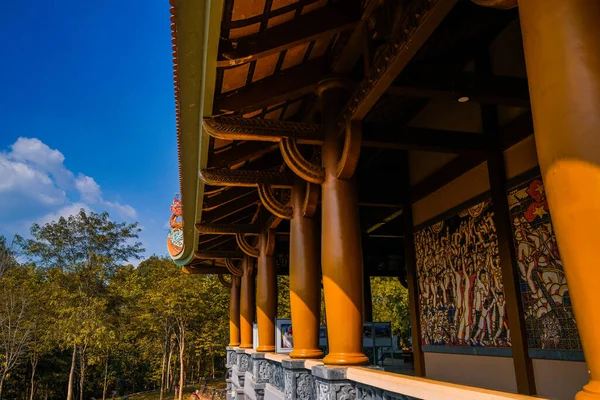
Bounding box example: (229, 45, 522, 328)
(226, 347, 551, 400)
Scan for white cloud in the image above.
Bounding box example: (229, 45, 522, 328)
(0, 137, 137, 225)
(75, 174, 102, 203)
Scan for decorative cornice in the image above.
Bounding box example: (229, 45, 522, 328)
(257, 184, 293, 220)
(279, 138, 325, 184)
(225, 259, 244, 277)
(471, 0, 517, 9)
(194, 250, 244, 259)
(337, 120, 362, 180)
(196, 223, 260, 235)
(199, 169, 294, 188)
(203, 117, 324, 144)
(338, 0, 447, 125)
(236, 234, 260, 258)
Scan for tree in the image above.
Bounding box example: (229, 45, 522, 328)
(0, 266, 39, 399)
(371, 277, 411, 346)
(17, 209, 143, 400)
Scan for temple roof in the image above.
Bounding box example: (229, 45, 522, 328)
(169, 0, 530, 276)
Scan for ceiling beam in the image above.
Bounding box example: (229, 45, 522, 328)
(203, 187, 255, 212)
(203, 193, 258, 223)
(200, 169, 294, 189)
(213, 57, 329, 115)
(211, 141, 279, 169)
(411, 111, 533, 203)
(340, 0, 458, 122)
(387, 71, 530, 107)
(218, 4, 359, 68)
(362, 124, 490, 153)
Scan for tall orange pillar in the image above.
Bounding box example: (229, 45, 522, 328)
(256, 230, 276, 352)
(239, 257, 255, 349)
(519, 2, 600, 398)
(289, 180, 323, 359)
(319, 80, 368, 365)
(229, 276, 241, 347)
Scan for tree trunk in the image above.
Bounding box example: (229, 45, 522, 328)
(178, 324, 185, 400)
(212, 348, 215, 380)
(166, 341, 173, 391)
(159, 341, 167, 400)
(30, 353, 39, 400)
(102, 356, 109, 400)
(79, 346, 86, 400)
(66, 344, 77, 400)
(0, 372, 6, 400)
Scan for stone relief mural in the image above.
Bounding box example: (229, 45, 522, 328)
(416, 200, 511, 347)
(508, 176, 581, 351)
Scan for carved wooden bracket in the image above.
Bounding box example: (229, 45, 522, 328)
(203, 116, 324, 143)
(199, 168, 294, 188)
(257, 184, 293, 220)
(302, 182, 320, 218)
(225, 258, 244, 276)
(279, 138, 325, 184)
(337, 121, 362, 180)
(196, 223, 260, 235)
(471, 0, 517, 9)
(218, 274, 232, 288)
(194, 250, 245, 259)
(236, 234, 260, 258)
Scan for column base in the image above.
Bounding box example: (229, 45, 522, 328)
(577, 381, 600, 400)
(289, 348, 323, 359)
(256, 345, 275, 352)
(323, 352, 369, 366)
(229, 342, 241, 347)
(239, 343, 253, 349)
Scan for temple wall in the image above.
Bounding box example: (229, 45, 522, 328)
(424, 352, 517, 393)
(410, 134, 588, 398)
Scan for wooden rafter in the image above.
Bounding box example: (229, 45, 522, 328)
(214, 58, 329, 115)
(217, 4, 359, 67)
(193, 250, 245, 259)
(203, 187, 255, 212)
(203, 117, 324, 144)
(211, 141, 279, 169)
(362, 124, 491, 153)
(340, 0, 458, 122)
(203, 193, 259, 223)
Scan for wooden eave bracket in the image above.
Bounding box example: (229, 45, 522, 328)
(225, 258, 244, 276)
(218, 274, 232, 288)
(257, 184, 293, 220)
(236, 234, 260, 258)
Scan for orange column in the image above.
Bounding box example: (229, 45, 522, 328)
(239, 257, 255, 349)
(256, 230, 276, 352)
(319, 80, 368, 365)
(519, 2, 600, 399)
(229, 276, 241, 347)
(289, 180, 323, 359)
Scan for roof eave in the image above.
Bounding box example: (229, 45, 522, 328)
(171, 0, 224, 267)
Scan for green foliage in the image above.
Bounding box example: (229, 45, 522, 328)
(370, 277, 411, 346)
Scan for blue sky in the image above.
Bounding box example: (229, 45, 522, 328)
(0, 1, 179, 261)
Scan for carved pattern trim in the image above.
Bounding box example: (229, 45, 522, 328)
(302, 182, 319, 218)
(199, 168, 294, 188)
(258, 184, 293, 220)
(226, 258, 244, 277)
(337, 120, 362, 180)
(218, 274, 232, 288)
(236, 234, 260, 258)
(338, 0, 448, 125)
(203, 116, 325, 142)
(280, 138, 325, 184)
(196, 223, 260, 235)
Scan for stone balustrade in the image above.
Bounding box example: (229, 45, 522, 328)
(226, 347, 551, 400)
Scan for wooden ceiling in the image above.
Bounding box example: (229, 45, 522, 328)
(184, 0, 531, 276)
